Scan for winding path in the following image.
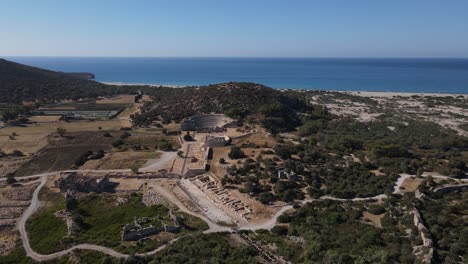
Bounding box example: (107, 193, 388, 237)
(9, 169, 466, 262)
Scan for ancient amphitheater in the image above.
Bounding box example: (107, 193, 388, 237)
(180, 114, 238, 132)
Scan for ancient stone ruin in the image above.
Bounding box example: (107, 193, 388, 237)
(180, 114, 238, 132)
(55, 172, 118, 193)
(121, 212, 181, 241)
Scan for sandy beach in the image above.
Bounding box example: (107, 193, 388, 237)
(102, 81, 467, 97)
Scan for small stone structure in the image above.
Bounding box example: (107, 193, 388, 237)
(203, 135, 231, 148)
(192, 174, 253, 220)
(121, 214, 181, 241)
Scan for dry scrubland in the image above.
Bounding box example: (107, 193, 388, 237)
(1, 87, 468, 263)
(0, 120, 122, 154)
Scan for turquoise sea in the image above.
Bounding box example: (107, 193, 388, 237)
(6, 57, 468, 94)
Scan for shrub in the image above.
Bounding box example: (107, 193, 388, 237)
(120, 132, 131, 139)
(183, 132, 193, 141)
(228, 146, 245, 160)
(258, 192, 275, 204)
(271, 226, 289, 236)
(112, 139, 124, 148)
(6, 176, 16, 185)
(11, 150, 24, 157)
(368, 205, 386, 215)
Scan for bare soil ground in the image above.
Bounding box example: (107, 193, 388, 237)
(362, 212, 385, 228)
(0, 120, 122, 154)
(0, 182, 39, 256)
(314, 92, 468, 135)
(28, 116, 62, 123)
(0, 157, 28, 177)
(233, 131, 276, 147)
(111, 178, 143, 191)
(400, 177, 423, 192)
(96, 95, 135, 104)
(14, 132, 115, 176)
(81, 151, 161, 170)
(0, 231, 16, 256)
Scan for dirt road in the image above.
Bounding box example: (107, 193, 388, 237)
(10, 171, 465, 261)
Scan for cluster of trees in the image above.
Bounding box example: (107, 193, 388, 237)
(267, 200, 415, 263)
(228, 146, 245, 159)
(222, 108, 466, 204)
(418, 189, 468, 263)
(152, 233, 257, 263)
(131, 82, 325, 133)
(0, 59, 109, 103)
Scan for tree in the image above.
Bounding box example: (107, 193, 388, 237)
(271, 226, 288, 236)
(177, 150, 184, 158)
(416, 167, 424, 178)
(56, 127, 66, 137)
(258, 192, 275, 204)
(219, 158, 226, 164)
(228, 146, 245, 160)
(183, 132, 193, 141)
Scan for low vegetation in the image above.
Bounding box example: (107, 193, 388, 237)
(253, 200, 414, 263)
(417, 189, 468, 263)
(152, 233, 258, 264)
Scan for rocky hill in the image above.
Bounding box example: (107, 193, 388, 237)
(133, 82, 329, 132)
(0, 58, 113, 104)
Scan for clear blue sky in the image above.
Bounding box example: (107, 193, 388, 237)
(1, 0, 468, 57)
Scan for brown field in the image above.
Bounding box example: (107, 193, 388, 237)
(0, 157, 28, 177)
(81, 151, 161, 170)
(126, 132, 181, 150)
(13, 132, 115, 176)
(0, 120, 122, 154)
(117, 105, 139, 127)
(401, 177, 423, 192)
(233, 131, 276, 147)
(362, 212, 385, 228)
(28, 116, 62, 123)
(96, 94, 135, 104)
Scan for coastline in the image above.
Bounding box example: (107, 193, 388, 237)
(101, 82, 186, 88)
(101, 81, 468, 97)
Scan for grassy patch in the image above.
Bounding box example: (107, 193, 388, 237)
(26, 190, 208, 256)
(125, 134, 181, 150)
(26, 193, 67, 254)
(73, 193, 207, 254)
(75, 193, 166, 248)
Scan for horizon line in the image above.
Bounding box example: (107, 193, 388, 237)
(3, 55, 468, 60)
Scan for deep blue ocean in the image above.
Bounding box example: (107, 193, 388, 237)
(6, 57, 468, 94)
